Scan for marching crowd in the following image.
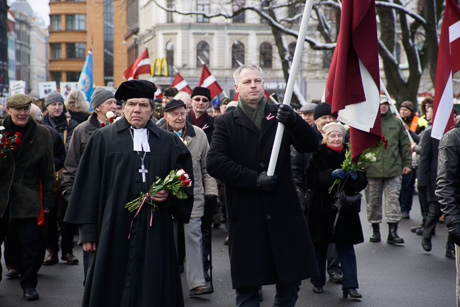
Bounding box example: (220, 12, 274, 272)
(0, 63, 459, 306)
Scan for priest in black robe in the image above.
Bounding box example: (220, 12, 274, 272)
(65, 80, 194, 307)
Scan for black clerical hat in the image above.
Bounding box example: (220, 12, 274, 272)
(115, 80, 157, 100)
(164, 99, 186, 112)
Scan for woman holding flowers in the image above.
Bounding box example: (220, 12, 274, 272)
(306, 122, 367, 299)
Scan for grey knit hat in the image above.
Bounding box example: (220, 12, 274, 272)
(91, 87, 115, 110)
(45, 91, 64, 107)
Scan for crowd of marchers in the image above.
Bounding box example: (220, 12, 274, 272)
(0, 63, 459, 307)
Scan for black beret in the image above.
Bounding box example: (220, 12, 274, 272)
(164, 99, 186, 112)
(191, 87, 211, 100)
(313, 102, 332, 120)
(115, 80, 157, 100)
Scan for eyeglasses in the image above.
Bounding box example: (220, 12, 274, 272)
(169, 112, 186, 119)
(193, 97, 209, 103)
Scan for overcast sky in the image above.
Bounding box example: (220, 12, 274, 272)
(9, 0, 50, 26)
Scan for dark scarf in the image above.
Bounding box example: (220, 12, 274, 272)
(190, 109, 207, 128)
(238, 96, 267, 130)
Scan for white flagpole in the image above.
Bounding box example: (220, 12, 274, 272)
(267, 0, 315, 176)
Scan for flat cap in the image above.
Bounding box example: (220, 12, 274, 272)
(300, 103, 316, 113)
(115, 80, 157, 100)
(164, 99, 186, 112)
(7, 94, 33, 108)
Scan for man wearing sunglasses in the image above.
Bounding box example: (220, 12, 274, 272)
(187, 86, 217, 283)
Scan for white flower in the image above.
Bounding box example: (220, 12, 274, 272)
(0, 126, 4, 131)
(364, 153, 374, 160)
(371, 157, 377, 162)
(106, 111, 115, 119)
(177, 169, 186, 176)
(186, 180, 192, 187)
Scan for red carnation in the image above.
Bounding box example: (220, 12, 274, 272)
(14, 138, 21, 145)
(12, 145, 17, 151)
(4, 131, 10, 136)
(178, 174, 187, 181)
(15, 132, 21, 137)
(181, 179, 191, 187)
(101, 123, 106, 127)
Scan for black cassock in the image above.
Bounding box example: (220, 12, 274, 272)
(65, 117, 193, 307)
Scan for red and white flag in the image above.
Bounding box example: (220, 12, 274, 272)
(324, 0, 381, 163)
(431, 0, 460, 140)
(198, 65, 223, 99)
(171, 73, 192, 94)
(123, 48, 151, 80)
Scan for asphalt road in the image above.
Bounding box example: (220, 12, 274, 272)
(0, 194, 456, 306)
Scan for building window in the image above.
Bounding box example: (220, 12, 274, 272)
(50, 15, 61, 31)
(166, 42, 174, 74)
(167, 0, 175, 23)
(51, 72, 62, 85)
(232, 41, 244, 68)
(127, 44, 138, 67)
(67, 72, 80, 82)
(104, 0, 114, 85)
(197, 0, 209, 23)
(51, 43, 61, 59)
(233, 0, 245, 23)
(66, 43, 86, 59)
(66, 14, 86, 31)
(259, 42, 272, 69)
(260, 1, 269, 23)
(196, 41, 209, 67)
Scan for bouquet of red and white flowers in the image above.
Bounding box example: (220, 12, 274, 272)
(0, 126, 22, 158)
(101, 111, 120, 127)
(125, 169, 191, 213)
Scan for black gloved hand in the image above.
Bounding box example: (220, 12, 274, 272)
(348, 171, 358, 181)
(256, 171, 277, 191)
(276, 104, 297, 129)
(205, 195, 218, 207)
(331, 169, 347, 180)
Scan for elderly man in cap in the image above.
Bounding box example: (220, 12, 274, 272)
(40, 91, 79, 151)
(299, 103, 316, 125)
(0, 94, 55, 301)
(64, 80, 194, 307)
(364, 96, 412, 245)
(160, 98, 218, 296)
(186, 86, 217, 280)
(50, 87, 118, 269)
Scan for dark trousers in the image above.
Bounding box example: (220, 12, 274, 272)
(312, 243, 358, 289)
(236, 281, 300, 307)
(0, 213, 39, 290)
(399, 169, 416, 214)
(201, 198, 213, 273)
(46, 208, 76, 254)
(423, 201, 441, 240)
(326, 243, 342, 276)
(417, 189, 429, 226)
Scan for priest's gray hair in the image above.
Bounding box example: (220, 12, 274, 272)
(30, 104, 43, 122)
(233, 64, 264, 84)
(121, 99, 155, 109)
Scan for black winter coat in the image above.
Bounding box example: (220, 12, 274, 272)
(207, 104, 319, 289)
(417, 127, 439, 202)
(307, 144, 367, 245)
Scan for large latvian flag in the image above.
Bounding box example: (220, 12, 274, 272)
(324, 0, 382, 163)
(431, 0, 460, 140)
(171, 72, 192, 94)
(123, 48, 151, 80)
(198, 65, 223, 99)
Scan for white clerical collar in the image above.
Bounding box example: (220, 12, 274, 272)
(131, 127, 150, 152)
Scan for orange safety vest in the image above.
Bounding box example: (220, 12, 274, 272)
(410, 116, 419, 132)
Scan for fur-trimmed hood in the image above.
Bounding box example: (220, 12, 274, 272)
(65, 89, 90, 113)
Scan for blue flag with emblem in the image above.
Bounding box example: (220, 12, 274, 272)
(77, 50, 94, 110)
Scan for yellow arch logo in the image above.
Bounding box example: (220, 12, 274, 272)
(151, 57, 168, 77)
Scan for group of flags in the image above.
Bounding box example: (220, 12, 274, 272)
(123, 48, 223, 101)
(325, 0, 460, 162)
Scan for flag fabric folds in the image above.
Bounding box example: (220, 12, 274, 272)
(198, 65, 223, 99)
(171, 73, 192, 94)
(77, 50, 94, 104)
(324, 0, 382, 163)
(124, 48, 151, 80)
(431, 0, 460, 140)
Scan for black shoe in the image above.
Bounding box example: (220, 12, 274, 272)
(401, 212, 410, 219)
(343, 288, 362, 299)
(213, 221, 221, 229)
(446, 249, 456, 259)
(312, 286, 323, 293)
(411, 226, 423, 233)
(387, 223, 404, 244)
(189, 285, 213, 296)
(416, 228, 424, 236)
(23, 288, 39, 301)
(224, 235, 229, 245)
(370, 223, 381, 243)
(61, 253, 79, 265)
(43, 250, 58, 266)
(329, 272, 343, 284)
(6, 269, 20, 279)
(422, 238, 432, 251)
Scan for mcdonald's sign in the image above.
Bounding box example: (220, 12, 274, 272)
(151, 57, 168, 77)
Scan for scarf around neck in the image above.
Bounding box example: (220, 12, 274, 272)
(190, 109, 207, 128)
(238, 96, 267, 130)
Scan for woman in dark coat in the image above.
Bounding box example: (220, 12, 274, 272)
(307, 122, 367, 299)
